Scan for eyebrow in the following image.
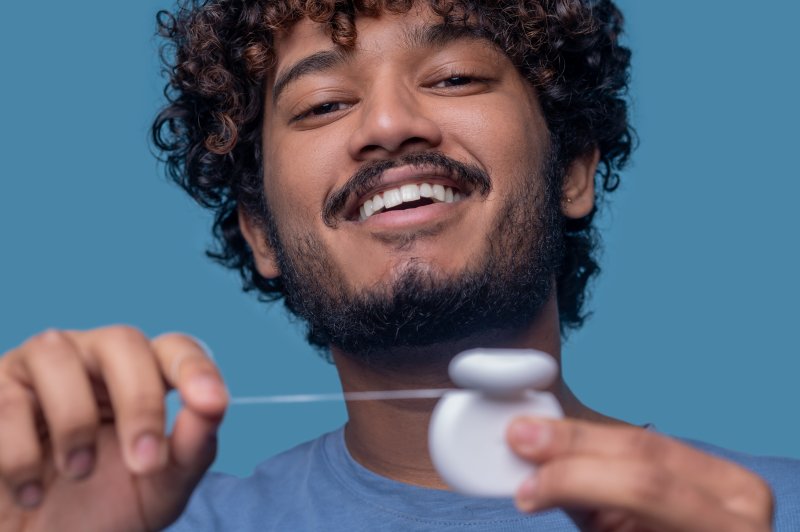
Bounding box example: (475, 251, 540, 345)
(402, 22, 493, 51)
(272, 48, 353, 106)
(271, 22, 495, 106)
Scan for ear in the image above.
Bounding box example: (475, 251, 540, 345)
(561, 147, 600, 219)
(238, 208, 281, 279)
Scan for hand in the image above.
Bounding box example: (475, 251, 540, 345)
(507, 417, 774, 531)
(0, 327, 228, 532)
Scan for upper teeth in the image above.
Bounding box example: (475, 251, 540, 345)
(359, 183, 463, 221)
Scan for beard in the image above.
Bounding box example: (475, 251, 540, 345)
(260, 150, 564, 369)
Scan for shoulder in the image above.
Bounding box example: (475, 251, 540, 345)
(680, 438, 800, 529)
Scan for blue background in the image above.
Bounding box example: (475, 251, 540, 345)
(1, 1, 798, 477)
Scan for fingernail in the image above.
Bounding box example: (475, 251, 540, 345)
(133, 433, 165, 472)
(16, 482, 43, 508)
(66, 447, 95, 479)
(516, 476, 539, 512)
(509, 420, 552, 453)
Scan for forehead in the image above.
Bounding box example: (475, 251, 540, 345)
(272, 5, 483, 76)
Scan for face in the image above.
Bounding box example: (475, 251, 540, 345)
(242, 5, 593, 362)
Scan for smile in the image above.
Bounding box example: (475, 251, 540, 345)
(358, 182, 465, 221)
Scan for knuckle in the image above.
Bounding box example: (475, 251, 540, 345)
(626, 428, 667, 460)
(26, 329, 72, 355)
(731, 473, 775, 520)
(154, 332, 191, 347)
(157, 333, 212, 363)
(101, 325, 147, 347)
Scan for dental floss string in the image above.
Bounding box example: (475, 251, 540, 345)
(228, 388, 456, 405)
(183, 343, 454, 405)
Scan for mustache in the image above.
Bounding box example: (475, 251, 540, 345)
(323, 152, 492, 227)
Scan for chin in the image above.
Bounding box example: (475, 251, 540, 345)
(381, 256, 462, 288)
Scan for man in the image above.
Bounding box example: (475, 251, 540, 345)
(0, 0, 797, 530)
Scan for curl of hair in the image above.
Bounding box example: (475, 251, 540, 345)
(151, 0, 634, 340)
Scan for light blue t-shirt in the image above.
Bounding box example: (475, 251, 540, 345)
(167, 427, 800, 531)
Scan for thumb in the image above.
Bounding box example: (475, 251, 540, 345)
(134, 406, 224, 531)
(169, 406, 222, 475)
(149, 333, 228, 474)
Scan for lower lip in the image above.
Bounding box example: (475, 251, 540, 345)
(356, 201, 464, 230)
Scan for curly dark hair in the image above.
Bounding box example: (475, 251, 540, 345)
(152, 0, 633, 341)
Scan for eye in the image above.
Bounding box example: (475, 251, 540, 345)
(309, 102, 346, 115)
(292, 101, 349, 123)
(429, 72, 493, 93)
(436, 76, 475, 87)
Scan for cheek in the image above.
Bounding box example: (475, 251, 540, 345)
(263, 130, 345, 235)
(441, 93, 549, 195)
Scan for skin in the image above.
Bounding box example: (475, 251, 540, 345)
(0, 329, 226, 531)
(253, 8, 558, 289)
(0, 5, 773, 532)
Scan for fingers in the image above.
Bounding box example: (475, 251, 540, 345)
(169, 407, 219, 474)
(0, 326, 228, 520)
(0, 329, 101, 509)
(150, 333, 227, 470)
(77, 327, 169, 475)
(19, 331, 99, 480)
(0, 376, 43, 508)
(515, 456, 762, 532)
(507, 417, 774, 529)
(151, 333, 228, 415)
(508, 417, 767, 509)
(4, 328, 225, 480)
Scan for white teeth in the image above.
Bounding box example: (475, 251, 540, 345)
(358, 182, 465, 221)
(383, 189, 403, 209)
(372, 193, 384, 211)
(400, 184, 421, 202)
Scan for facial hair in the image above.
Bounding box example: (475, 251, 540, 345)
(260, 150, 564, 369)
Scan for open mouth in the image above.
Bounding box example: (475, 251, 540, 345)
(358, 182, 465, 221)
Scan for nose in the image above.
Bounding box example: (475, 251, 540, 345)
(347, 80, 443, 160)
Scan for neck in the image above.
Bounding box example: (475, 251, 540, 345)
(331, 295, 624, 490)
